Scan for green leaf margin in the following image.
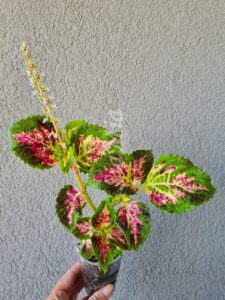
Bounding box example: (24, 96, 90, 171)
(8, 114, 57, 170)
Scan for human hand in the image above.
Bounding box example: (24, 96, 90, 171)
(46, 262, 114, 300)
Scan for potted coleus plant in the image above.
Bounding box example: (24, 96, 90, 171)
(8, 43, 216, 296)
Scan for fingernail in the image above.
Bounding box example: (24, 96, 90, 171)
(102, 284, 114, 298)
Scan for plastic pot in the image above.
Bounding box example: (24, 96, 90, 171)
(78, 250, 122, 296)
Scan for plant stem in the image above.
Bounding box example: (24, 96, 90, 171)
(21, 42, 97, 213)
(72, 163, 97, 213)
(51, 114, 96, 213)
(49, 113, 96, 213)
(45, 101, 96, 214)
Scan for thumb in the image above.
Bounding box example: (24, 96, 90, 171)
(83, 284, 114, 300)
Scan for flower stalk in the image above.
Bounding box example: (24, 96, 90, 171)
(21, 42, 96, 212)
(21, 42, 63, 144)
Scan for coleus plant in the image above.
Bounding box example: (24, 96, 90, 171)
(8, 44, 216, 273)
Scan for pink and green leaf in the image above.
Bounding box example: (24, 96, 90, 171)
(72, 217, 93, 239)
(87, 150, 153, 195)
(8, 115, 58, 169)
(91, 235, 118, 273)
(142, 154, 216, 213)
(65, 121, 121, 173)
(90, 200, 127, 272)
(56, 185, 86, 230)
(79, 240, 95, 260)
(109, 226, 128, 249)
(117, 201, 151, 250)
(64, 119, 87, 147)
(92, 200, 114, 229)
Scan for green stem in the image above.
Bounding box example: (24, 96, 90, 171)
(72, 162, 97, 213)
(46, 107, 96, 213)
(21, 44, 96, 213)
(47, 105, 96, 213)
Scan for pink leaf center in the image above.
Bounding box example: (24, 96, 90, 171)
(94, 236, 109, 263)
(94, 205, 111, 228)
(13, 124, 57, 166)
(94, 157, 146, 189)
(132, 157, 146, 185)
(78, 135, 116, 163)
(149, 192, 176, 206)
(82, 240, 92, 254)
(65, 187, 85, 224)
(119, 202, 143, 245)
(76, 221, 92, 236)
(110, 227, 127, 246)
(175, 173, 208, 192)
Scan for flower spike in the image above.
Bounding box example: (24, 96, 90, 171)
(21, 42, 62, 144)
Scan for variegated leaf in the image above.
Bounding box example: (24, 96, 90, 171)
(56, 185, 85, 230)
(8, 115, 58, 169)
(117, 201, 151, 250)
(72, 217, 93, 239)
(109, 226, 128, 249)
(91, 235, 118, 273)
(87, 150, 153, 195)
(65, 120, 121, 173)
(79, 239, 95, 260)
(92, 201, 114, 229)
(142, 155, 216, 213)
(90, 200, 128, 272)
(65, 120, 87, 137)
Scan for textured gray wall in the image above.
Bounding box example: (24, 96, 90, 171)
(1, 0, 225, 299)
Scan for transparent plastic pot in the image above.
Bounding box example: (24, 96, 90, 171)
(77, 248, 122, 296)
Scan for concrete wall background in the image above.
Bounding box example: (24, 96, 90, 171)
(1, 0, 225, 299)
